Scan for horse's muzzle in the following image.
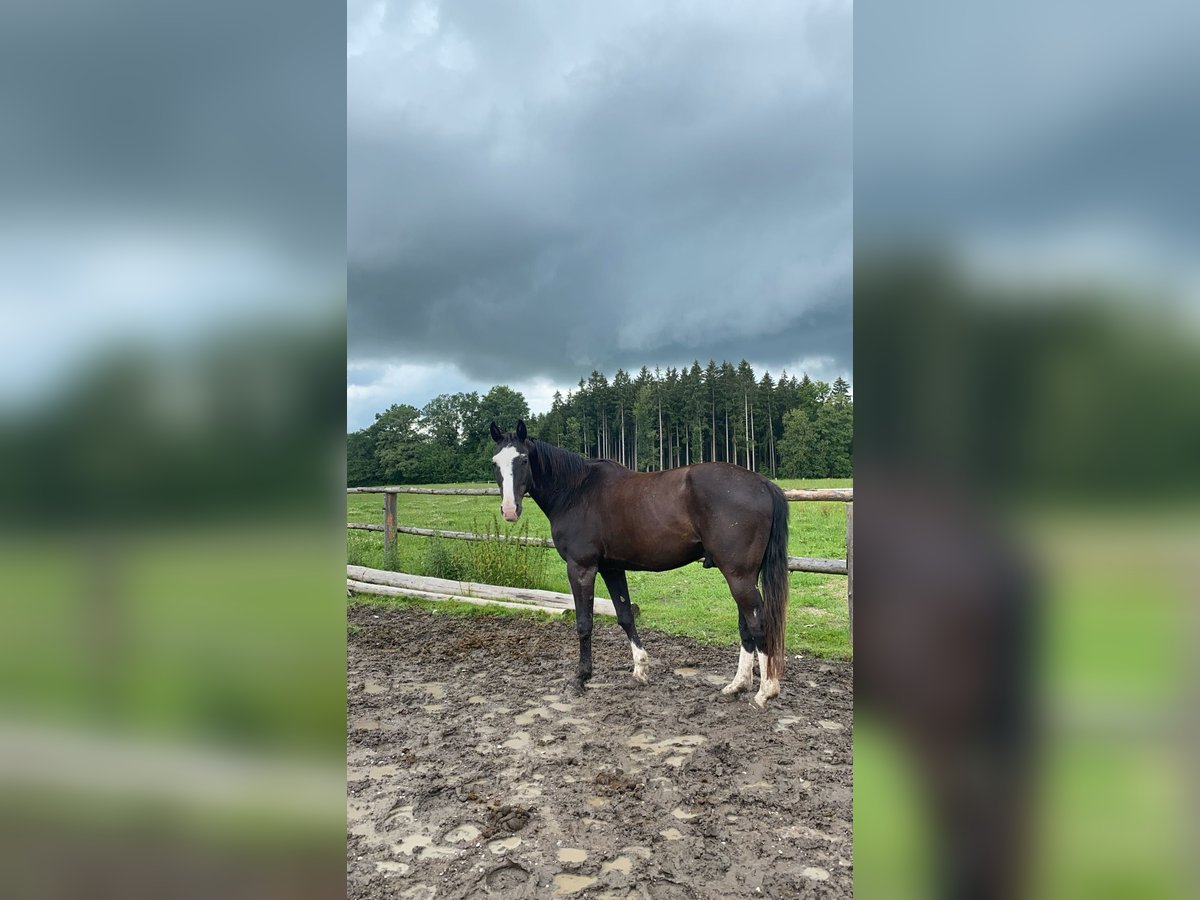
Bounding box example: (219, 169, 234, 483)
(501, 505, 520, 522)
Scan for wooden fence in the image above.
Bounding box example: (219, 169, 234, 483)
(347, 483, 853, 637)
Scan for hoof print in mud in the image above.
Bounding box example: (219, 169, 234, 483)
(483, 862, 532, 895)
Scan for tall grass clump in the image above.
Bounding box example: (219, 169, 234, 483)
(422, 536, 469, 581)
(347, 529, 395, 571)
(463, 516, 549, 591)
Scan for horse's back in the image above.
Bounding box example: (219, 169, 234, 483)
(684, 462, 779, 516)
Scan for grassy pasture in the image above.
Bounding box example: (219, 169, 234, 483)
(347, 478, 852, 659)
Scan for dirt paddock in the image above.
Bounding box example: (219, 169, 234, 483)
(347, 605, 853, 899)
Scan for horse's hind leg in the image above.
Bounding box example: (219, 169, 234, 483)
(721, 611, 756, 696)
(600, 566, 649, 683)
(722, 571, 780, 707)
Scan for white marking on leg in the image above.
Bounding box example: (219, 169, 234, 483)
(753, 651, 781, 707)
(491, 446, 523, 521)
(722, 647, 755, 695)
(630, 643, 650, 683)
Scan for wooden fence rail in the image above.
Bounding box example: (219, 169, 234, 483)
(347, 482, 853, 640)
(347, 522, 846, 575)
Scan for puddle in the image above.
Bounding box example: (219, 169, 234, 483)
(366, 764, 400, 779)
(777, 824, 834, 841)
(467, 696, 487, 704)
(549, 702, 574, 712)
(351, 717, 380, 731)
(627, 733, 706, 755)
(702, 674, 727, 686)
(514, 706, 553, 726)
(420, 682, 446, 700)
(803, 866, 831, 880)
(363, 679, 387, 695)
(510, 782, 543, 802)
(586, 796, 608, 807)
(374, 861, 409, 876)
(744, 780, 773, 790)
(393, 834, 458, 859)
(818, 720, 844, 732)
(444, 824, 481, 843)
(601, 855, 633, 875)
(422, 704, 445, 714)
(502, 731, 532, 751)
(557, 848, 588, 864)
(659, 827, 685, 841)
(488, 836, 522, 854)
(553, 874, 596, 896)
(671, 808, 699, 820)
(672, 667, 700, 677)
(621, 845, 652, 859)
(775, 716, 804, 733)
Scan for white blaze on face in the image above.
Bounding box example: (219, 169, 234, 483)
(492, 445, 523, 521)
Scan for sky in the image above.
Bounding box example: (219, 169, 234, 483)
(0, 2, 345, 414)
(347, 0, 852, 430)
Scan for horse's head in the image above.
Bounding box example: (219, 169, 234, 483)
(489, 419, 532, 522)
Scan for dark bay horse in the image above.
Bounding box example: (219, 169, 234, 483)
(490, 420, 790, 707)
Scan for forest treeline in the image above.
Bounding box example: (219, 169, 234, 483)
(347, 360, 852, 485)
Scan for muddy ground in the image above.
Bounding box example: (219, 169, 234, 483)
(347, 605, 852, 899)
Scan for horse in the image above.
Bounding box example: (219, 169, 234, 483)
(489, 419, 790, 708)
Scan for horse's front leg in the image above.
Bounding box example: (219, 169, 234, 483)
(567, 559, 597, 694)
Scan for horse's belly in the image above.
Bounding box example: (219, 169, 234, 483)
(605, 536, 703, 572)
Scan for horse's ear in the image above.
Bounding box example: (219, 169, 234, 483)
(516, 420, 527, 441)
(489, 421, 503, 441)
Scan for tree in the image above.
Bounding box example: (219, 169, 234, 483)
(347, 428, 383, 486)
(815, 399, 854, 477)
(467, 385, 529, 476)
(346, 359, 851, 485)
(777, 407, 818, 478)
(372, 403, 423, 482)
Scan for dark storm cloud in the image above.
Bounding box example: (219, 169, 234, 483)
(348, 0, 852, 385)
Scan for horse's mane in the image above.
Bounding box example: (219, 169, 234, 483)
(529, 438, 592, 492)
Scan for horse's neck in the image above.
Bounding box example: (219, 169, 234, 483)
(529, 445, 585, 521)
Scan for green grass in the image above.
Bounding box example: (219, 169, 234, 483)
(347, 477, 852, 659)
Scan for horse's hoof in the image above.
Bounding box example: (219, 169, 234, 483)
(632, 671, 649, 685)
(752, 692, 771, 709)
(567, 677, 587, 697)
(721, 681, 749, 696)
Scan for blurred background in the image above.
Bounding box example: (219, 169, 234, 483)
(4, 1, 1198, 898)
(855, 1, 1198, 898)
(0, 2, 346, 897)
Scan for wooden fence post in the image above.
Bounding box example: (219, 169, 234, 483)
(383, 491, 397, 568)
(846, 501, 854, 648)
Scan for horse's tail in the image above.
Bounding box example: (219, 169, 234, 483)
(760, 482, 790, 681)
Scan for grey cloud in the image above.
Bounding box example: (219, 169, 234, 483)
(349, 0, 851, 384)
